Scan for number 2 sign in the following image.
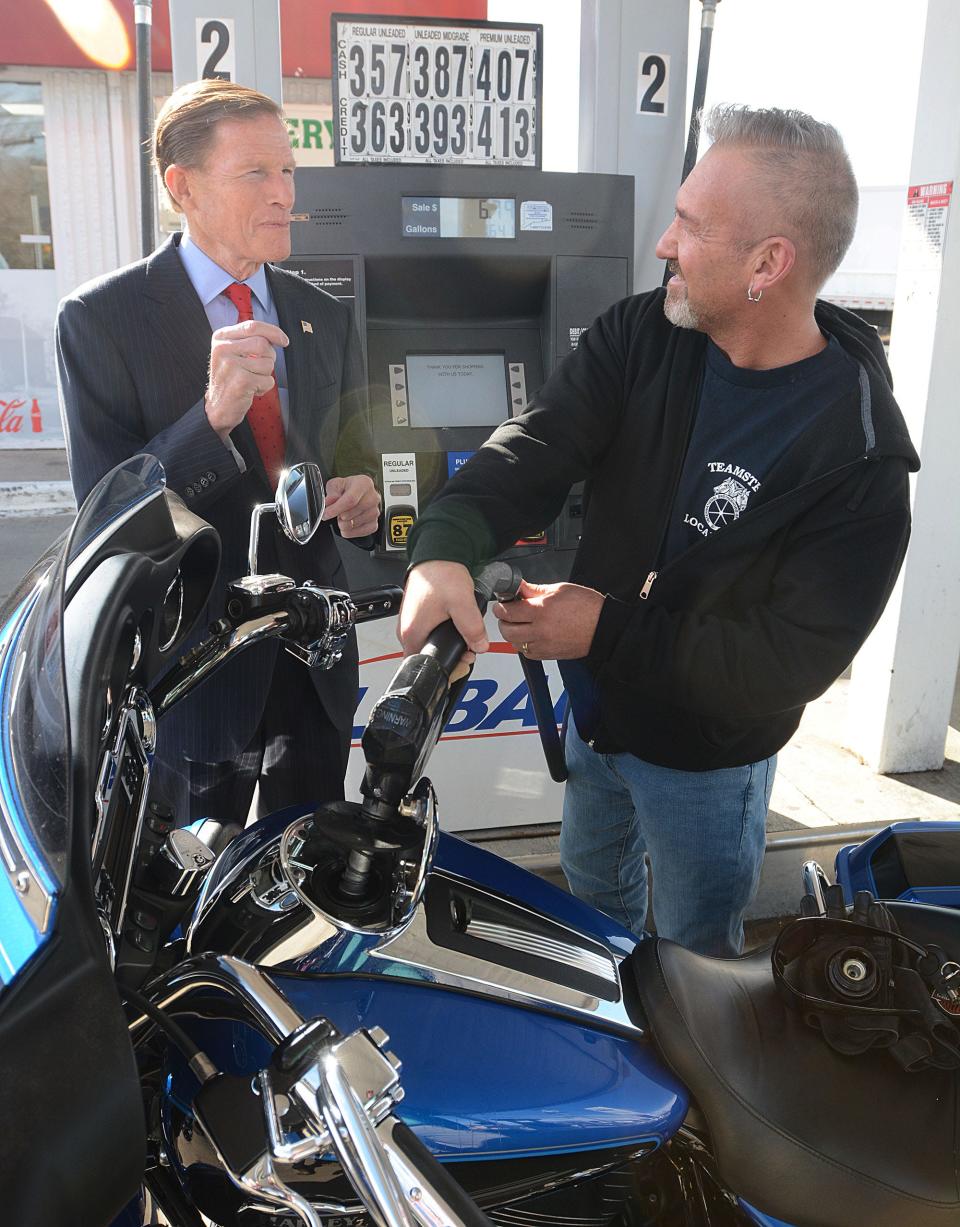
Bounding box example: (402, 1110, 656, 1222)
(170, 0, 281, 103)
(637, 52, 670, 116)
(196, 17, 236, 81)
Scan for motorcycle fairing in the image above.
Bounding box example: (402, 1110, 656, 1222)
(837, 820, 960, 909)
(0, 531, 146, 1225)
(0, 590, 58, 985)
(0, 456, 228, 1226)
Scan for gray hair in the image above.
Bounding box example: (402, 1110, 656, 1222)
(703, 104, 858, 289)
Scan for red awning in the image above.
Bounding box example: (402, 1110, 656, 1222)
(2, 0, 488, 77)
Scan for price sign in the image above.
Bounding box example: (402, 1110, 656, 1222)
(333, 15, 542, 168)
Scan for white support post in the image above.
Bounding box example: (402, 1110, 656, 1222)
(847, 0, 960, 773)
(578, 0, 690, 293)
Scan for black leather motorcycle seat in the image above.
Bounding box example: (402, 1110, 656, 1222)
(628, 906, 960, 1227)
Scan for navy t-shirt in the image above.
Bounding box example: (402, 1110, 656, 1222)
(662, 334, 859, 564)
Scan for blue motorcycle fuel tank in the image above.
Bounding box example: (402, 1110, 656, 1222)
(172, 821, 688, 1166)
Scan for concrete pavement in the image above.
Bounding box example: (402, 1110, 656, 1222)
(0, 449, 74, 606)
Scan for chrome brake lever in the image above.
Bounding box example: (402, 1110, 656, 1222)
(242, 1026, 413, 1227)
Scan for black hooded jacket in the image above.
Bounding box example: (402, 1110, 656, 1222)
(408, 289, 920, 771)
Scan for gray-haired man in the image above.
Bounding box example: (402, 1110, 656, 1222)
(399, 106, 920, 956)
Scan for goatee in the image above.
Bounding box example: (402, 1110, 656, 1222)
(663, 289, 700, 330)
(663, 262, 699, 329)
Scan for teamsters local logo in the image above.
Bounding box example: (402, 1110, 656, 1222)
(684, 462, 761, 537)
(705, 475, 752, 529)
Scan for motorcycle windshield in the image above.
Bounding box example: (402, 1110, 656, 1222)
(0, 454, 165, 992)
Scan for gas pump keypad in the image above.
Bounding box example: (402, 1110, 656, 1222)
(508, 363, 528, 417)
(390, 365, 409, 427)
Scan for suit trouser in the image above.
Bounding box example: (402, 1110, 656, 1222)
(157, 648, 351, 826)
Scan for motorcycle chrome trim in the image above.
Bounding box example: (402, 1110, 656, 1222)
(157, 570, 185, 652)
(185, 829, 343, 967)
(0, 590, 57, 937)
(152, 609, 291, 718)
(134, 954, 305, 1043)
(400, 779, 440, 925)
(92, 686, 154, 929)
(375, 1116, 489, 1227)
(98, 908, 117, 969)
(231, 1150, 328, 1227)
(186, 828, 292, 953)
(313, 1041, 414, 1227)
(369, 884, 641, 1038)
(261, 915, 340, 968)
(247, 501, 277, 577)
(801, 860, 830, 915)
(133, 687, 157, 752)
(250, 846, 304, 912)
(278, 778, 439, 940)
(129, 628, 142, 673)
(462, 919, 618, 985)
(233, 574, 297, 597)
(283, 584, 355, 670)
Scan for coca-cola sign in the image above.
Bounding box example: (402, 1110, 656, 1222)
(0, 397, 45, 434)
(0, 270, 64, 448)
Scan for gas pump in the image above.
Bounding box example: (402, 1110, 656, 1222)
(282, 164, 633, 830)
(281, 165, 632, 830)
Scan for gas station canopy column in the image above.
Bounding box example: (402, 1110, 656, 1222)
(578, 0, 690, 292)
(847, 0, 960, 773)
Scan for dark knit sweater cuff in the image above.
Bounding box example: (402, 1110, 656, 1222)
(587, 594, 636, 668)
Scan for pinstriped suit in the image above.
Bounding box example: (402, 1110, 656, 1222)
(56, 233, 374, 814)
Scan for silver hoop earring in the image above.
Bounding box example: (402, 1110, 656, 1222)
(747, 284, 763, 303)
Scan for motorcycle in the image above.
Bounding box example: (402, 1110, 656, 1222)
(0, 454, 957, 1227)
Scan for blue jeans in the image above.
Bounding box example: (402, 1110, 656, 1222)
(559, 720, 774, 957)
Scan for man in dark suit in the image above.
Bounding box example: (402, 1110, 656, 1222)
(56, 79, 380, 822)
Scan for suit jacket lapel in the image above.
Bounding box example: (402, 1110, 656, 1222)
(142, 235, 214, 384)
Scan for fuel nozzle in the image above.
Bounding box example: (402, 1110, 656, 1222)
(359, 561, 522, 824)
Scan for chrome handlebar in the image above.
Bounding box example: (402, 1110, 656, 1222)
(135, 954, 488, 1227)
(150, 579, 403, 720)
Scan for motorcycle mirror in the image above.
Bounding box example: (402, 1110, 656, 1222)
(277, 463, 326, 546)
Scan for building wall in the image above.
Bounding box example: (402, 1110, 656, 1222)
(0, 65, 331, 449)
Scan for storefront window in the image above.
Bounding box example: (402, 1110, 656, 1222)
(0, 83, 54, 271)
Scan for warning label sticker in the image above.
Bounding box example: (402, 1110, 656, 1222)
(903, 180, 953, 270)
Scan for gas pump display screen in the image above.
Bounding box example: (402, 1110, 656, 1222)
(406, 354, 508, 429)
(402, 197, 515, 239)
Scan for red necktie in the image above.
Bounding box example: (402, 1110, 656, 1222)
(222, 281, 286, 488)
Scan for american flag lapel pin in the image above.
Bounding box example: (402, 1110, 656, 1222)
(301, 320, 313, 334)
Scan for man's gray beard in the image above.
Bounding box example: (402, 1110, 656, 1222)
(663, 289, 700, 330)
